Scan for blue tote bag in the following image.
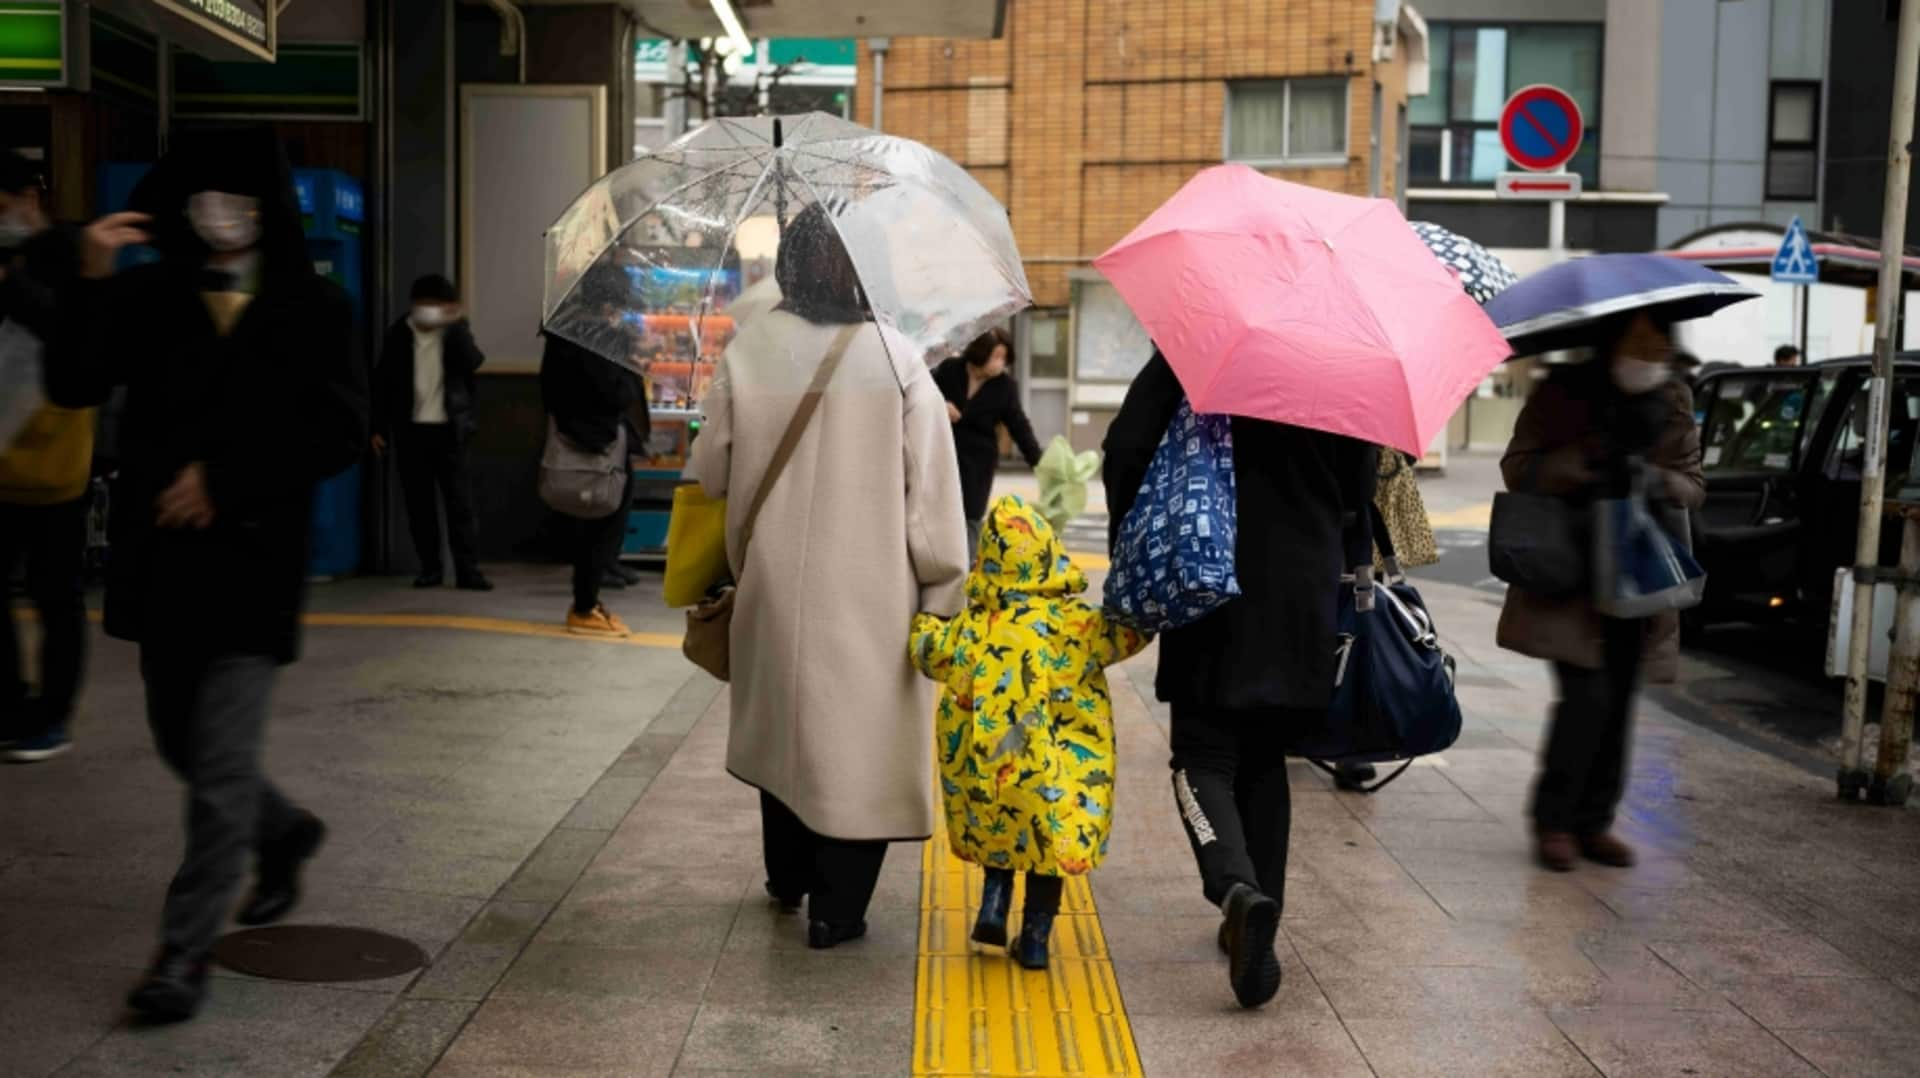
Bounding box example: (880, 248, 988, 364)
(1592, 465, 1706, 618)
(1104, 399, 1240, 631)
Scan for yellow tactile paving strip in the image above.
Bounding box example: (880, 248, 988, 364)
(913, 838, 1142, 1077)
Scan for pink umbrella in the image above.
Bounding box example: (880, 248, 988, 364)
(1093, 164, 1511, 456)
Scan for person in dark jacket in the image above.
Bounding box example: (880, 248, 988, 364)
(45, 128, 366, 1023)
(539, 265, 648, 636)
(1103, 350, 1376, 1010)
(933, 327, 1044, 554)
(373, 274, 491, 591)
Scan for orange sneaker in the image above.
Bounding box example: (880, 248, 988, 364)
(566, 605, 631, 638)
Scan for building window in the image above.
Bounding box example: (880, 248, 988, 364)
(1767, 81, 1820, 201)
(1409, 21, 1602, 188)
(1226, 79, 1349, 165)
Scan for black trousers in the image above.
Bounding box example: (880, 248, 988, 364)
(141, 648, 303, 960)
(571, 471, 633, 616)
(0, 497, 89, 730)
(396, 423, 480, 578)
(1533, 617, 1644, 835)
(982, 867, 1065, 916)
(1170, 704, 1298, 909)
(759, 791, 888, 924)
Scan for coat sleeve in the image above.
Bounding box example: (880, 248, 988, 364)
(1501, 380, 1602, 496)
(204, 281, 368, 517)
(688, 356, 733, 499)
(909, 612, 960, 681)
(904, 368, 971, 617)
(998, 378, 1045, 467)
(1650, 380, 1706, 510)
(1101, 352, 1183, 551)
(1086, 609, 1150, 669)
(448, 322, 486, 377)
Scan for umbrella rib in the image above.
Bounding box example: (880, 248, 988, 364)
(686, 146, 788, 359)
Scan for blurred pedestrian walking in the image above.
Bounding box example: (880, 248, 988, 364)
(933, 327, 1044, 554)
(910, 495, 1147, 970)
(0, 150, 88, 763)
(539, 264, 647, 637)
(46, 129, 366, 1022)
(688, 205, 969, 949)
(1105, 350, 1377, 1007)
(1496, 313, 1704, 872)
(373, 273, 491, 591)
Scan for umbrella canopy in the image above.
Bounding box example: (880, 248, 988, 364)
(1485, 253, 1760, 357)
(543, 112, 1031, 390)
(1411, 221, 1519, 304)
(1093, 164, 1511, 457)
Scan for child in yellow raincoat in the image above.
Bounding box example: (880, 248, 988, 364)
(910, 495, 1148, 969)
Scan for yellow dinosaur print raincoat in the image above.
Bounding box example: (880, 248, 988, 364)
(910, 496, 1148, 877)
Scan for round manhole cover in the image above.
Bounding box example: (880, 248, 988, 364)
(212, 925, 427, 983)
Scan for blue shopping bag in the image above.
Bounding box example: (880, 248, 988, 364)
(1103, 399, 1240, 631)
(1592, 467, 1706, 618)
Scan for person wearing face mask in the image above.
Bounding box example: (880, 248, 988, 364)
(1496, 312, 1705, 874)
(43, 129, 367, 1022)
(0, 150, 91, 764)
(373, 274, 491, 590)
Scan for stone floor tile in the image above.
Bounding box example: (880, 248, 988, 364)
(675, 1002, 912, 1075)
(699, 949, 916, 1008)
(495, 827, 610, 904)
(1717, 975, 1920, 1033)
(561, 776, 655, 831)
(433, 996, 696, 1077)
(490, 940, 720, 1002)
(1649, 931, 1878, 988)
(1343, 1011, 1601, 1078)
(1773, 1028, 1920, 1078)
(1113, 955, 1337, 1019)
(566, 864, 756, 908)
(0, 962, 128, 1077)
(537, 900, 735, 951)
(58, 980, 394, 1078)
(723, 904, 921, 956)
(1548, 1005, 1825, 1078)
(1129, 1011, 1372, 1076)
(332, 998, 475, 1078)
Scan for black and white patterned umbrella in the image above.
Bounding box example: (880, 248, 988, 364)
(1410, 220, 1520, 306)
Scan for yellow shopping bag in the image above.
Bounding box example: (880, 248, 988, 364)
(664, 483, 730, 608)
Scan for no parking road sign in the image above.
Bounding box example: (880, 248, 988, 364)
(1500, 85, 1583, 173)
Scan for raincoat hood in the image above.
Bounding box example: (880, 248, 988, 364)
(969, 495, 1086, 606)
(130, 127, 312, 284)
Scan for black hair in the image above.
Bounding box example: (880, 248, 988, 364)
(775, 203, 868, 325)
(0, 151, 40, 196)
(963, 327, 1013, 369)
(1774, 344, 1802, 363)
(411, 274, 458, 303)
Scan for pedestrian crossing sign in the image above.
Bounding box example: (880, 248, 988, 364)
(1771, 216, 1819, 285)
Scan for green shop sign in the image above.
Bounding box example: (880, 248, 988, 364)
(0, 1, 66, 87)
(149, 0, 271, 61)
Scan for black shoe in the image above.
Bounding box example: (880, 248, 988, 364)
(1014, 910, 1056, 970)
(600, 570, 629, 590)
(412, 572, 444, 589)
(1221, 883, 1283, 1009)
(237, 813, 326, 927)
(1217, 920, 1229, 956)
(807, 919, 867, 950)
(1332, 762, 1378, 792)
(455, 572, 494, 592)
(127, 951, 208, 1023)
(971, 869, 1014, 948)
(609, 563, 643, 586)
(765, 880, 804, 913)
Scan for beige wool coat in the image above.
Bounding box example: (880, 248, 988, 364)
(689, 309, 970, 841)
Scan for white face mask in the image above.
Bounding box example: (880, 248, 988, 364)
(412, 304, 457, 329)
(1612, 355, 1671, 395)
(188, 191, 261, 253)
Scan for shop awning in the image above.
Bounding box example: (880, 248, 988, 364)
(624, 0, 1006, 40)
(92, 0, 274, 62)
(1667, 221, 1920, 289)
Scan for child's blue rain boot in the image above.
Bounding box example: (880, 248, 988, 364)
(972, 868, 1014, 948)
(1014, 911, 1055, 970)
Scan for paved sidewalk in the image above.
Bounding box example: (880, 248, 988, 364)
(3, 564, 1918, 1076)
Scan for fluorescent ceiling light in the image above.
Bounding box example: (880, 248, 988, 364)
(709, 0, 754, 57)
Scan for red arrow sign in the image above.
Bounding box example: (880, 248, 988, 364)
(1496, 171, 1582, 200)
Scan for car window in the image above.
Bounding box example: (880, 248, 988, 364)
(1701, 372, 1818, 474)
(1827, 377, 1920, 482)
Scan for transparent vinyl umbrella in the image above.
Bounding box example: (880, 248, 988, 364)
(542, 112, 1032, 402)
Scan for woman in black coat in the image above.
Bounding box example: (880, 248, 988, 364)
(932, 328, 1043, 553)
(1102, 350, 1375, 1011)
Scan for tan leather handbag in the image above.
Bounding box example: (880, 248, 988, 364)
(683, 325, 858, 680)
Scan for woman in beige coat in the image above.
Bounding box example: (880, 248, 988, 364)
(688, 206, 970, 949)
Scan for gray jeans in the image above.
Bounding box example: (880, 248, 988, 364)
(141, 650, 300, 959)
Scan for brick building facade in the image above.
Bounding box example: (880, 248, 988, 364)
(855, 0, 1427, 445)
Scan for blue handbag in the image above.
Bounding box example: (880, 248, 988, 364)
(1592, 463, 1706, 618)
(1292, 505, 1463, 791)
(1103, 399, 1240, 631)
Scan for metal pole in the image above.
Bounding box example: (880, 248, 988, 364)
(1875, 516, 1920, 806)
(1798, 284, 1810, 362)
(1840, 0, 1920, 800)
(1548, 200, 1566, 261)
